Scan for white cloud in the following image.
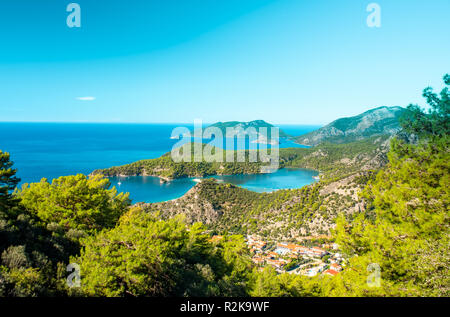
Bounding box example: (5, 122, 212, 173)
(76, 96, 96, 101)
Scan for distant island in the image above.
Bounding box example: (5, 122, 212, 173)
(206, 119, 290, 140)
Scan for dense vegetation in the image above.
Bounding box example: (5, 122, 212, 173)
(93, 147, 264, 179)
(280, 135, 389, 180)
(17, 174, 130, 233)
(0, 151, 76, 296)
(331, 137, 449, 296)
(0, 75, 448, 297)
(94, 135, 387, 182)
(77, 209, 254, 296)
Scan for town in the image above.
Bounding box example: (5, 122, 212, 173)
(210, 234, 344, 276)
(246, 235, 344, 276)
(212, 235, 344, 277)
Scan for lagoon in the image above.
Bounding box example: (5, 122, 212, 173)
(110, 168, 319, 203)
(208, 168, 319, 193)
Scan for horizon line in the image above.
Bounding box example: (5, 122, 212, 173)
(0, 121, 326, 126)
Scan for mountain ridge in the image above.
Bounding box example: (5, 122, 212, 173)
(296, 106, 407, 146)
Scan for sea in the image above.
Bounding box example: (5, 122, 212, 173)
(0, 123, 321, 203)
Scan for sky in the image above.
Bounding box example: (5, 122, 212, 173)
(0, 0, 449, 124)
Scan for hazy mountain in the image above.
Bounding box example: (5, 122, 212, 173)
(296, 106, 407, 146)
(207, 120, 289, 140)
(203, 120, 289, 145)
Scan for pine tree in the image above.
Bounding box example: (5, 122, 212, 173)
(0, 151, 20, 211)
(400, 74, 449, 138)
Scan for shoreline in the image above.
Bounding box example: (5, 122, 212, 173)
(105, 166, 320, 182)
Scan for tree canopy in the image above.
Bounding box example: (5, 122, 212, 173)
(16, 174, 130, 233)
(76, 208, 253, 296)
(0, 152, 76, 296)
(400, 74, 449, 138)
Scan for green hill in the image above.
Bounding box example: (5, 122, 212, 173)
(296, 106, 407, 146)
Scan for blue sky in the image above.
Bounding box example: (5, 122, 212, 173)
(1, 0, 449, 124)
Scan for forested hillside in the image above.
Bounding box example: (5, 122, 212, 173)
(145, 173, 368, 240)
(93, 149, 264, 180)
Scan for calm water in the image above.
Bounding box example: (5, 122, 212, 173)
(1, 122, 320, 202)
(109, 175, 197, 203)
(110, 168, 319, 203)
(209, 168, 319, 193)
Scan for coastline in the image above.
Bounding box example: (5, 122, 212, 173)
(101, 165, 320, 183)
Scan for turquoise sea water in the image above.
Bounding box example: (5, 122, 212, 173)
(109, 175, 197, 203)
(110, 168, 319, 203)
(0, 123, 320, 203)
(209, 168, 319, 193)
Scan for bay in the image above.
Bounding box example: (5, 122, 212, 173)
(0, 122, 320, 202)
